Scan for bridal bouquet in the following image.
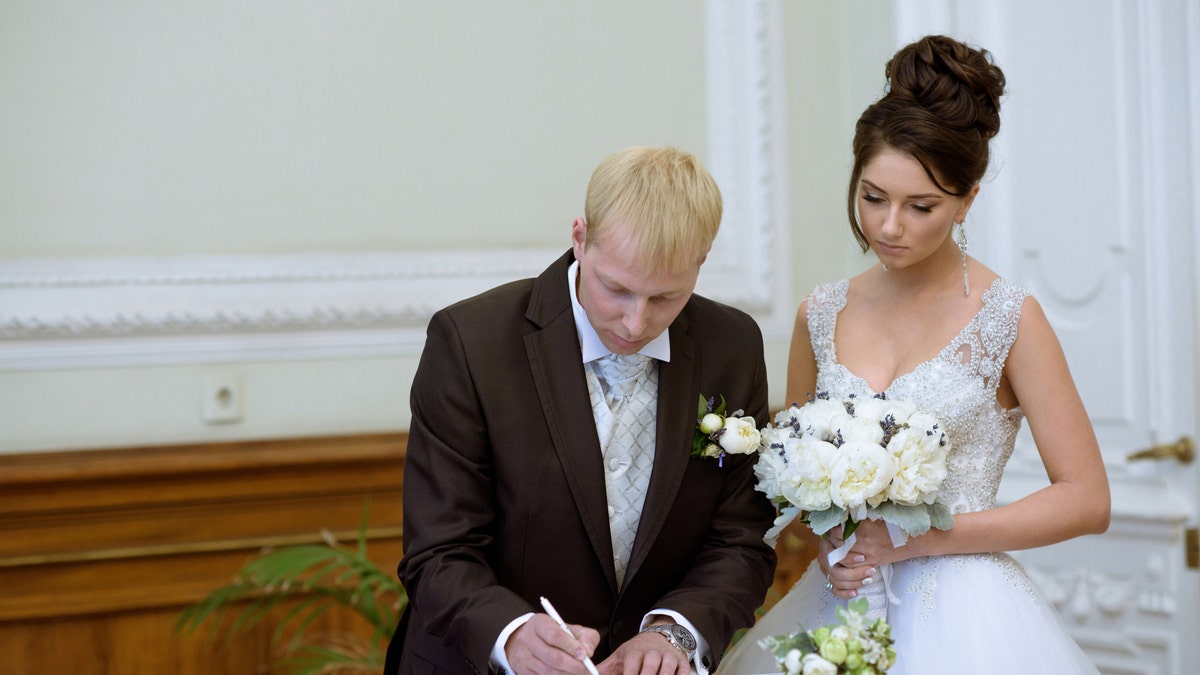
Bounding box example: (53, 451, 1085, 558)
(759, 597, 896, 675)
(754, 393, 954, 545)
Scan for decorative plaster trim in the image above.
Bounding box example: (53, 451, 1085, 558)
(0, 0, 790, 371)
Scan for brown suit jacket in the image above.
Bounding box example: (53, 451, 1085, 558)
(385, 250, 776, 674)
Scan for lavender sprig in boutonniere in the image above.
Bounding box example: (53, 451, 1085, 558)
(692, 394, 760, 467)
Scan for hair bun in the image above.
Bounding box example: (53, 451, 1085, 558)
(884, 35, 1005, 140)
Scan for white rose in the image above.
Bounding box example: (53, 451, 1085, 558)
(793, 398, 847, 441)
(801, 653, 838, 675)
(886, 426, 949, 505)
(702, 442, 723, 458)
(699, 412, 724, 435)
(829, 441, 897, 516)
(784, 649, 804, 675)
(718, 415, 761, 455)
(830, 412, 885, 446)
(779, 438, 838, 512)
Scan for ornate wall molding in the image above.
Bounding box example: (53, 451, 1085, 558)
(0, 0, 790, 371)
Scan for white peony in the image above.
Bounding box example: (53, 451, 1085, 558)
(791, 398, 847, 442)
(754, 429, 801, 502)
(885, 425, 949, 505)
(854, 396, 917, 427)
(718, 415, 761, 455)
(830, 411, 885, 445)
(829, 441, 897, 518)
(904, 411, 942, 434)
(779, 438, 839, 512)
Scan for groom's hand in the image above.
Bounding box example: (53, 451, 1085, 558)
(597, 631, 690, 675)
(507, 614, 600, 674)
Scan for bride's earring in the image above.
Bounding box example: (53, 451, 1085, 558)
(955, 221, 969, 296)
(881, 262, 889, 272)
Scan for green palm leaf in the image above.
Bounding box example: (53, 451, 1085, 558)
(175, 506, 406, 674)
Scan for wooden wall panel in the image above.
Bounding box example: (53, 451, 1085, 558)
(0, 432, 814, 673)
(0, 434, 406, 674)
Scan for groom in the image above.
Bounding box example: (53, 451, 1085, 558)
(384, 146, 776, 675)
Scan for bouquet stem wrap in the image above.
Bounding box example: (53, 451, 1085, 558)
(825, 521, 907, 621)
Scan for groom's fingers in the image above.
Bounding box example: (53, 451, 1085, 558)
(508, 615, 597, 674)
(569, 623, 601, 656)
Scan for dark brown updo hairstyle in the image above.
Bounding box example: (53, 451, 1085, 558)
(847, 35, 1007, 251)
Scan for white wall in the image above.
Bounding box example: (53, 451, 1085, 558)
(0, 1, 888, 453)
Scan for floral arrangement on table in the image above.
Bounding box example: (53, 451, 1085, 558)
(754, 392, 954, 546)
(692, 394, 762, 466)
(758, 597, 896, 675)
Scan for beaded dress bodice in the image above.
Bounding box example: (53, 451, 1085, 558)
(807, 277, 1029, 515)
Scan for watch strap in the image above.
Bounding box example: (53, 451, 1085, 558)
(640, 623, 696, 660)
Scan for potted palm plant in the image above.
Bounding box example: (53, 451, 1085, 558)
(176, 510, 406, 674)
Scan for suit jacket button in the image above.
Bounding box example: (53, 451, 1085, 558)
(612, 619, 624, 634)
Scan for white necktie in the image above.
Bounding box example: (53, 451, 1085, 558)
(588, 353, 658, 587)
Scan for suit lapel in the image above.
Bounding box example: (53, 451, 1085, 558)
(624, 312, 698, 585)
(524, 251, 619, 590)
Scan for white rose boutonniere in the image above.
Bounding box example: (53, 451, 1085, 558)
(692, 394, 759, 467)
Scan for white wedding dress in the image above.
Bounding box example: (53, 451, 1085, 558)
(718, 278, 1098, 674)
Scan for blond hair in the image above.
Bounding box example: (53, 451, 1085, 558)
(583, 146, 722, 273)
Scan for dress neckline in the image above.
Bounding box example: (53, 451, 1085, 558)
(828, 277, 1005, 395)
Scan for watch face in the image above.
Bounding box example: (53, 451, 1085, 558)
(669, 624, 697, 651)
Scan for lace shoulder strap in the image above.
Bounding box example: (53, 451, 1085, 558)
(805, 279, 849, 369)
(971, 278, 1030, 396)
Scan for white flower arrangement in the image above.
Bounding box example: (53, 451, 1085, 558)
(693, 394, 761, 467)
(758, 597, 897, 675)
(754, 393, 953, 544)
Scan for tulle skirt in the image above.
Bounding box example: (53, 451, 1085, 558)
(718, 553, 1098, 674)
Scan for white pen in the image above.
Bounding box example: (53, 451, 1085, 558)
(539, 596, 600, 675)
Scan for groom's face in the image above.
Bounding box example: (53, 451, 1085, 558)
(571, 218, 699, 355)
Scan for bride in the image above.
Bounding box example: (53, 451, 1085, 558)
(719, 35, 1110, 674)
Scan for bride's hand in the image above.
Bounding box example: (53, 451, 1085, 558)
(817, 527, 875, 600)
(846, 519, 906, 566)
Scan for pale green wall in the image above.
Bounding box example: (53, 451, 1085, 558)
(770, 2, 895, 404)
(0, 2, 895, 452)
(0, 1, 707, 257)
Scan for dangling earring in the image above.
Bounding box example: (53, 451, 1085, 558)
(881, 262, 889, 272)
(955, 221, 969, 296)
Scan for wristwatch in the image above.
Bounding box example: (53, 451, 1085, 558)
(640, 623, 697, 661)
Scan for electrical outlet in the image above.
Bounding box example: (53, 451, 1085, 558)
(201, 376, 243, 424)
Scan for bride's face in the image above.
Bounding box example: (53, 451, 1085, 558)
(857, 148, 977, 270)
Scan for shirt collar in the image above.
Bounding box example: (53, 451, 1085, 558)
(568, 260, 671, 364)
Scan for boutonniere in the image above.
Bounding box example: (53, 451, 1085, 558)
(692, 394, 761, 466)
